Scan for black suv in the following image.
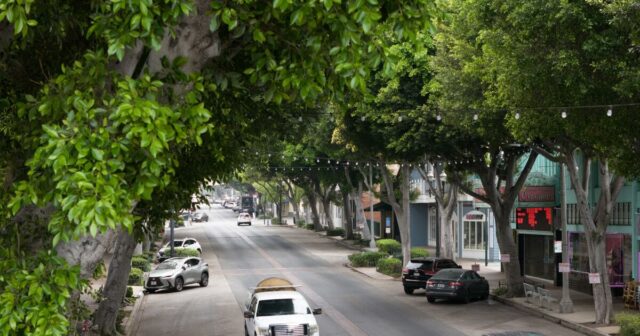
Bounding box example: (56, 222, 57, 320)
(401, 257, 461, 294)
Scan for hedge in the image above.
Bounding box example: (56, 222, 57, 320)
(93, 261, 106, 280)
(131, 256, 150, 272)
(411, 248, 429, 258)
(348, 252, 387, 267)
(377, 258, 402, 277)
(305, 224, 315, 230)
(617, 313, 640, 336)
(128, 268, 144, 286)
(376, 239, 401, 255)
(326, 228, 345, 237)
(173, 247, 200, 257)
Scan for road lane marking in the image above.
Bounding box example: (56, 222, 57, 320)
(234, 228, 369, 336)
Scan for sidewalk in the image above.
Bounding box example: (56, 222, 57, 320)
(319, 233, 632, 336)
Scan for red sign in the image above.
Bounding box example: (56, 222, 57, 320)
(518, 186, 555, 203)
(516, 207, 553, 231)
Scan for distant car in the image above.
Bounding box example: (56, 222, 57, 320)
(425, 268, 490, 303)
(157, 238, 202, 261)
(192, 212, 209, 222)
(225, 201, 237, 209)
(237, 212, 252, 226)
(145, 257, 209, 293)
(401, 258, 461, 294)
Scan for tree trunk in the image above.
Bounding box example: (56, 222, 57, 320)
(321, 197, 335, 230)
(305, 190, 322, 231)
(341, 189, 354, 239)
(93, 229, 137, 335)
(493, 208, 524, 297)
(57, 230, 117, 279)
(355, 182, 372, 241)
(380, 164, 411, 266)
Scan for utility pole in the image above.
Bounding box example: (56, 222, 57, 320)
(559, 162, 574, 313)
(169, 216, 175, 258)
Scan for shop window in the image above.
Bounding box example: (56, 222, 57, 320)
(463, 220, 486, 250)
(567, 204, 580, 225)
(428, 207, 437, 244)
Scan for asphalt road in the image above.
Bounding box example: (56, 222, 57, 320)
(132, 205, 582, 336)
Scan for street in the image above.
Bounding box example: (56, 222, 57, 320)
(132, 206, 583, 336)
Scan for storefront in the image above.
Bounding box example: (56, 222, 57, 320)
(461, 210, 488, 259)
(516, 207, 556, 281)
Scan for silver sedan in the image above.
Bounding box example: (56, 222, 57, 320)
(144, 257, 209, 293)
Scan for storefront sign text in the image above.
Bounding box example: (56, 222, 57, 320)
(518, 186, 555, 202)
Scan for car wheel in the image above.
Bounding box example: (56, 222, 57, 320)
(174, 277, 184, 292)
(199, 273, 209, 287)
(403, 287, 414, 295)
(480, 292, 489, 300)
(463, 290, 470, 304)
(146, 289, 156, 294)
(427, 296, 436, 303)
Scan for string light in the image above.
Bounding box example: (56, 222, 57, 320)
(398, 116, 403, 122)
(561, 110, 567, 119)
(298, 116, 303, 122)
(473, 113, 478, 121)
(607, 106, 613, 117)
(361, 116, 366, 121)
(436, 114, 442, 121)
(515, 112, 520, 119)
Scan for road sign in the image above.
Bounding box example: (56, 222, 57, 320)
(589, 273, 601, 284)
(558, 262, 570, 273)
(500, 254, 510, 263)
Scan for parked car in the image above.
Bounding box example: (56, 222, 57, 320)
(224, 201, 237, 209)
(157, 238, 202, 261)
(401, 257, 461, 294)
(244, 277, 321, 336)
(192, 212, 209, 222)
(144, 257, 209, 293)
(237, 212, 252, 226)
(425, 268, 490, 303)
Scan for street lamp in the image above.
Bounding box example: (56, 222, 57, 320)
(427, 166, 446, 258)
(559, 162, 574, 313)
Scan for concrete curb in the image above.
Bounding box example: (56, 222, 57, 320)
(124, 291, 146, 336)
(489, 295, 609, 336)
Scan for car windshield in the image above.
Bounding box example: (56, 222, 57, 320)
(156, 261, 178, 270)
(431, 269, 464, 280)
(172, 240, 184, 247)
(256, 299, 309, 316)
(407, 260, 433, 270)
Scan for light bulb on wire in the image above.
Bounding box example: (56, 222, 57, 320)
(607, 106, 613, 117)
(561, 110, 567, 119)
(473, 113, 478, 121)
(436, 114, 442, 121)
(515, 112, 520, 120)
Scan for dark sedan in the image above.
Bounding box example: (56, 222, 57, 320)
(425, 268, 489, 303)
(401, 258, 460, 294)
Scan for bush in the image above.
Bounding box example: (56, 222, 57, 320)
(131, 256, 150, 272)
(348, 252, 388, 267)
(376, 239, 401, 255)
(93, 261, 106, 280)
(617, 313, 640, 336)
(326, 228, 345, 237)
(173, 247, 200, 257)
(376, 258, 402, 277)
(128, 268, 144, 286)
(305, 224, 315, 230)
(126, 286, 133, 298)
(492, 286, 508, 297)
(411, 248, 429, 258)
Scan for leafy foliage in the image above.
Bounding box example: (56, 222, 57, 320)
(131, 256, 151, 272)
(326, 228, 345, 237)
(410, 247, 429, 258)
(376, 239, 401, 255)
(127, 268, 144, 286)
(376, 257, 402, 277)
(173, 247, 199, 257)
(616, 313, 640, 336)
(348, 251, 387, 267)
(0, 251, 86, 335)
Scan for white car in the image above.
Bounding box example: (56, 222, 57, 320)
(237, 212, 252, 226)
(244, 278, 321, 336)
(157, 238, 201, 261)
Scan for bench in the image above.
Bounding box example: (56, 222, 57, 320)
(523, 283, 540, 305)
(537, 287, 558, 310)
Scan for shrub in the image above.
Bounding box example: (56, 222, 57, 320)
(492, 286, 508, 297)
(305, 224, 315, 230)
(411, 248, 429, 258)
(376, 258, 402, 277)
(126, 286, 133, 298)
(93, 261, 106, 280)
(617, 313, 640, 336)
(348, 252, 387, 267)
(128, 268, 144, 286)
(173, 247, 200, 257)
(376, 239, 401, 255)
(131, 256, 150, 272)
(326, 228, 345, 237)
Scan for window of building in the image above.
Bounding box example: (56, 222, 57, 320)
(463, 220, 486, 250)
(610, 202, 631, 226)
(428, 207, 437, 245)
(567, 204, 579, 225)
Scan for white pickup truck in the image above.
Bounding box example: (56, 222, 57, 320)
(243, 277, 322, 336)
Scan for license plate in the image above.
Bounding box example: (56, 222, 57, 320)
(150, 281, 157, 286)
(437, 284, 445, 288)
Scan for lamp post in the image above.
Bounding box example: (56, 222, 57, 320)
(427, 167, 446, 258)
(559, 162, 574, 313)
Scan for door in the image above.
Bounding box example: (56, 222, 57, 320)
(184, 258, 198, 283)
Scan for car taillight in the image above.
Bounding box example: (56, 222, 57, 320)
(422, 270, 434, 275)
(448, 281, 463, 287)
(402, 268, 409, 274)
(426, 280, 434, 287)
